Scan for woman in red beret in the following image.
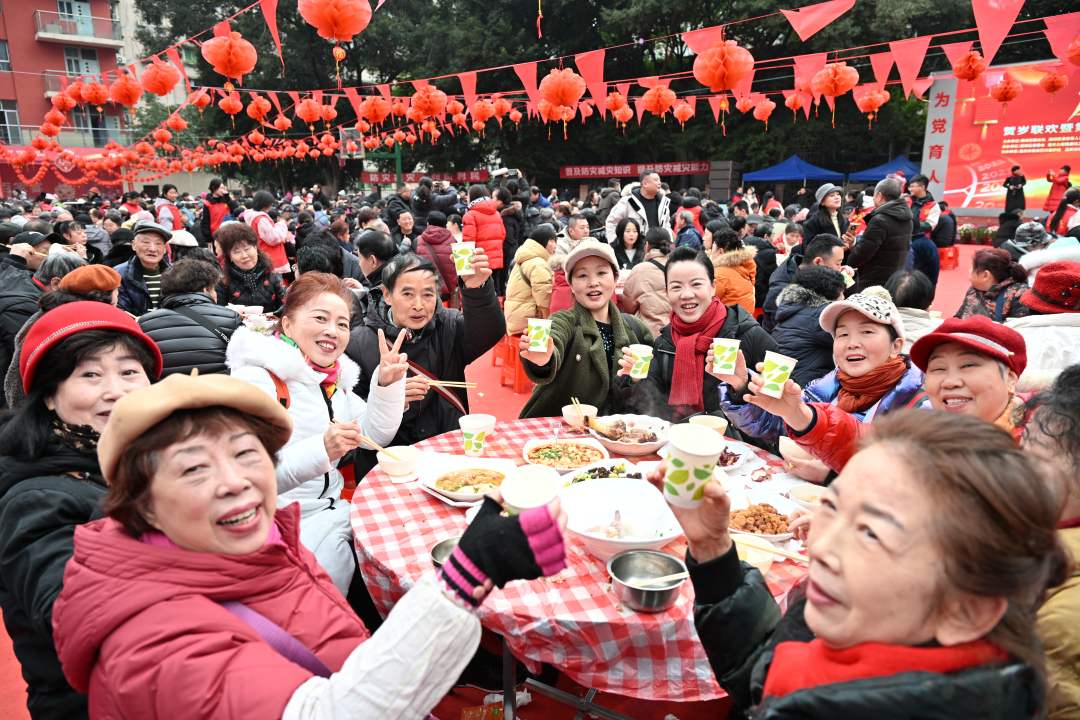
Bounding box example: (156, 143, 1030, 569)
(0, 302, 161, 719)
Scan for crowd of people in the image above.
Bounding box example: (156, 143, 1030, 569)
(0, 164, 1077, 719)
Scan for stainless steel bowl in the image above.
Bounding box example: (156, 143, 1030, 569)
(607, 549, 687, 613)
(430, 536, 461, 569)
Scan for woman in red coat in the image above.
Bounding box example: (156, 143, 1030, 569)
(462, 184, 507, 271)
(1044, 165, 1071, 213)
(52, 373, 567, 719)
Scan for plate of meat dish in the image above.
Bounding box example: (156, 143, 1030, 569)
(728, 502, 794, 542)
(522, 438, 609, 471)
(586, 415, 670, 456)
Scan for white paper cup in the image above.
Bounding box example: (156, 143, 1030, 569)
(627, 344, 653, 379)
(711, 337, 741, 375)
(527, 318, 552, 352)
(450, 241, 476, 276)
(663, 423, 725, 508)
(759, 350, 798, 399)
(458, 413, 496, 456)
(501, 465, 562, 514)
(688, 414, 729, 436)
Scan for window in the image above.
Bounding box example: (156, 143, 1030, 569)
(64, 46, 98, 75)
(0, 100, 21, 145)
(0, 42, 9, 73)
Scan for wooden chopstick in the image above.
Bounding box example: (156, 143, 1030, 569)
(359, 434, 401, 462)
(734, 536, 809, 564)
(426, 380, 477, 389)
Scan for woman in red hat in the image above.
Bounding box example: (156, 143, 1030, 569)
(0, 302, 161, 719)
(1006, 261, 1080, 391)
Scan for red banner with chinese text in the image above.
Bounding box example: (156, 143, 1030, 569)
(560, 161, 711, 180)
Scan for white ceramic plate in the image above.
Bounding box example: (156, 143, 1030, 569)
(561, 458, 643, 485)
(586, 414, 670, 456)
(560, 477, 682, 561)
(417, 482, 484, 508)
(726, 489, 799, 542)
(522, 437, 609, 472)
(417, 454, 518, 503)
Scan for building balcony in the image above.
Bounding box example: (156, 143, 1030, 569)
(34, 10, 124, 49)
(42, 71, 69, 98)
(1, 124, 135, 150)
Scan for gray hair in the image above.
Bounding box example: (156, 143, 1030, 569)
(874, 177, 903, 201)
(34, 253, 86, 282)
(678, 210, 695, 226)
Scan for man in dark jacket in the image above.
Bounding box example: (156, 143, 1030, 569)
(762, 234, 845, 331)
(115, 221, 171, 315)
(846, 177, 912, 294)
(138, 259, 242, 376)
(932, 201, 957, 248)
(743, 229, 778, 310)
(383, 185, 413, 227)
(596, 180, 621, 224)
(771, 265, 846, 387)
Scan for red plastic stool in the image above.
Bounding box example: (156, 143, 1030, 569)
(491, 333, 513, 367)
(500, 335, 534, 394)
(939, 246, 959, 271)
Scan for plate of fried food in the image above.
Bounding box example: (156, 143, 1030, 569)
(418, 455, 518, 504)
(522, 438, 608, 472)
(586, 415, 670, 456)
(728, 503, 794, 542)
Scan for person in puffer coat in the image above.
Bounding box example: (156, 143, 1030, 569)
(462, 184, 506, 272)
(413, 211, 457, 303)
(771, 266, 845, 388)
(504, 225, 556, 335)
(139, 259, 243, 377)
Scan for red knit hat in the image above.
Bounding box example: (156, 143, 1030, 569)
(19, 301, 163, 393)
(1020, 261, 1080, 315)
(910, 315, 1027, 377)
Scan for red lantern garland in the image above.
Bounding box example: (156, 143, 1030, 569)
(692, 40, 754, 93)
(412, 85, 448, 120)
(200, 31, 258, 90)
(641, 86, 676, 120)
(810, 62, 859, 126)
(141, 57, 182, 97)
(81, 81, 109, 111)
(990, 73, 1022, 110)
(952, 51, 987, 82)
(673, 100, 694, 128)
(753, 98, 776, 131)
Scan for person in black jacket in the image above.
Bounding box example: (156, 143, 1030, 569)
(743, 226, 778, 311)
(345, 251, 504, 474)
(214, 222, 285, 313)
(771, 265, 845, 387)
(622, 246, 776, 423)
(664, 410, 1058, 719)
(139, 259, 243, 376)
(0, 302, 160, 720)
(846, 177, 913, 294)
(932, 201, 957, 248)
(800, 184, 849, 241)
(762, 233, 845, 331)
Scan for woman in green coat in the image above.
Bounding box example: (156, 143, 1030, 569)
(519, 240, 653, 418)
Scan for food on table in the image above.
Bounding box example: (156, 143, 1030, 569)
(730, 503, 789, 535)
(586, 510, 641, 539)
(716, 448, 741, 467)
(750, 467, 775, 483)
(434, 468, 505, 495)
(527, 441, 604, 468)
(587, 417, 659, 444)
(570, 462, 642, 484)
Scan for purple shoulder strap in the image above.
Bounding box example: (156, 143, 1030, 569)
(220, 600, 332, 678)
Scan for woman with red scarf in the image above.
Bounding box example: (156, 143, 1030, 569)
(619, 246, 776, 422)
(665, 409, 1062, 718)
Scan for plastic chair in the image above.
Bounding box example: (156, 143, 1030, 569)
(500, 335, 534, 394)
(939, 246, 960, 271)
(491, 333, 513, 367)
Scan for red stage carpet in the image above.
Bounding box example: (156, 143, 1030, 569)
(0, 246, 974, 719)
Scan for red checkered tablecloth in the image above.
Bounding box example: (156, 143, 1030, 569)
(350, 417, 807, 702)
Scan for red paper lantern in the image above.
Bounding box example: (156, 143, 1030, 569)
(44, 109, 67, 126)
(1069, 37, 1080, 67)
(200, 31, 258, 88)
(39, 123, 61, 138)
(784, 93, 803, 120)
(538, 69, 586, 128)
(811, 62, 859, 126)
(753, 98, 775, 131)
(452, 112, 468, 127)
(273, 114, 292, 132)
(952, 50, 987, 82)
(735, 96, 755, 113)
(300, 0, 371, 43)
(360, 96, 391, 125)
(692, 40, 754, 93)
(296, 98, 323, 129)
(508, 108, 523, 125)
(392, 99, 407, 117)
(990, 73, 1022, 108)
(642, 86, 676, 118)
(605, 91, 628, 113)
(31, 136, 51, 151)
(166, 113, 188, 132)
(246, 94, 272, 122)
(65, 79, 85, 103)
(578, 102, 593, 120)
(405, 132, 417, 145)
(854, 87, 891, 128)
(446, 99, 464, 116)
(51, 93, 78, 112)
(393, 129, 406, 143)
(493, 97, 512, 121)
(1039, 70, 1068, 96)
(412, 85, 448, 119)
(471, 99, 496, 124)
(673, 100, 695, 128)
(613, 105, 634, 127)
(141, 57, 181, 97)
(218, 92, 243, 117)
(81, 81, 109, 110)
(355, 119, 370, 133)
(320, 104, 338, 123)
(152, 128, 172, 144)
(249, 129, 265, 145)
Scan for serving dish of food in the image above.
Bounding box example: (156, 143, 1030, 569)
(522, 438, 608, 471)
(563, 459, 644, 485)
(586, 415, 670, 456)
(417, 455, 518, 504)
(561, 477, 682, 560)
(728, 502, 794, 542)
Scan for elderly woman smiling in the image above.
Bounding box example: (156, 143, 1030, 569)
(51, 373, 567, 719)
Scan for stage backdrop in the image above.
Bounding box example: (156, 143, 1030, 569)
(921, 62, 1080, 215)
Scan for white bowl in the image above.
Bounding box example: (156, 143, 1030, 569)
(737, 544, 774, 575)
(501, 465, 563, 514)
(586, 414, 670, 457)
(522, 437, 609, 471)
(561, 403, 598, 429)
(419, 455, 517, 503)
(561, 477, 682, 561)
(377, 446, 421, 477)
(788, 483, 825, 510)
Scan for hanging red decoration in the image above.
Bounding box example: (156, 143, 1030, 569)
(1039, 70, 1068, 96)
(355, 119, 370, 133)
(246, 93, 272, 122)
(218, 92, 243, 127)
(578, 102, 593, 121)
(166, 113, 188, 132)
(360, 96, 391, 125)
(508, 108, 523, 125)
(65, 80, 85, 104)
(784, 93, 803, 121)
(673, 100, 695, 128)
(273, 114, 292, 132)
(853, 87, 890, 128)
(296, 98, 323, 130)
(446, 99, 465, 116)
(613, 105, 633, 128)
(605, 91, 628, 113)
(471, 99, 496, 125)
(405, 132, 417, 145)
(200, 31, 258, 89)
(44, 109, 67, 127)
(152, 128, 172, 145)
(990, 73, 1022, 109)
(735, 96, 755, 113)
(190, 89, 212, 112)
(392, 99, 407, 117)
(320, 104, 338, 124)
(753, 98, 776, 131)
(332, 46, 347, 63)
(492, 97, 512, 124)
(952, 50, 987, 82)
(1069, 37, 1080, 67)
(538, 68, 586, 128)
(692, 40, 755, 92)
(141, 57, 182, 97)
(81, 81, 109, 110)
(249, 129, 265, 145)
(452, 112, 468, 127)
(642, 86, 676, 119)
(412, 84, 448, 119)
(810, 62, 859, 126)
(39, 123, 61, 138)
(51, 93, 78, 112)
(299, 0, 371, 45)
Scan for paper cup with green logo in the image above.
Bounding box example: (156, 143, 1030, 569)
(711, 337, 741, 375)
(458, 413, 496, 456)
(627, 344, 653, 379)
(450, 241, 476, 276)
(663, 423, 724, 508)
(526, 318, 552, 353)
(759, 350, 798, 399)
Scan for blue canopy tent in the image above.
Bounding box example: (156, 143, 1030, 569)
(848, 156, 921, 183)
(742, 154, 844, 184)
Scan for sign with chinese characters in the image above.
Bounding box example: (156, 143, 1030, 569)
(559, 161, 712, 179)
(920, 77, 957, 201)
(358, 170, 490, 184)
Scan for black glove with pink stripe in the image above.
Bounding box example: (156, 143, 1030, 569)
(440, 497, 566, 607)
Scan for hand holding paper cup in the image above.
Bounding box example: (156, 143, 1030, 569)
(626, 344, 653, 379)
(450, 241, 476, 276)
(663, 423, 724, 508)
(758, 351, 798, 399)
(526, 318, 552, 352)
(711, 338, 740, 375)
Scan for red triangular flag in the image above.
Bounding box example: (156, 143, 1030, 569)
(258, 0, 284, 70)
(707, 95, 725, 122)
(285, 90, 301, 107)
(165, 46, 191, 94)
(616, 82, 631, 99)
(574, 49, 607, 118)
(868, 52, 894, 90)
(633, 97, 647, 124)
(267, 90, 283, 114)
(682, 25, 725, 54)
(794, 52, 827, 114)
(889, 36, 931, 98)
(911, 76, 934, 99)
(939, 41, 974, 69)
(971, 0, 1025, 65)
(780, 0, 856, 42)
(513, 61, 540, 109)
(1043, 12, 1080, 65)
(343, 87, 362, 115)
(411, 79, 429, 92)
(376, 84, 391, 100)
(212, 21, 230, 37)
(733, 66, 756, 99)
(458, 72, 477, 114)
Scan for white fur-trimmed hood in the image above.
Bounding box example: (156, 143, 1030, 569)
(225, 325, 361, 391)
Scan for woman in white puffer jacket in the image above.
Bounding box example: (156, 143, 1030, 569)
(227, 272, 407, 592)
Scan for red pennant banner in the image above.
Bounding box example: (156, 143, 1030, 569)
(733, 67, 756, 99)
(258, 0, 284, 70)
(780, 0, 856, 42)
(285, 90, 301, 106)
(513, 61, 540, 114)
(889, 36, 931, 98)
(165, 46, 191, 94)
(1042, 12, 1080, 64)
(911, 76, 934, 99)
(681, 25, 725, 54)
(638, 76, 671, 89)
(343, 87, 362, 114)
(312, 90, 324, 106)
(939, 41, 974, 69)
(267, 90, 283, 113)
(212, 21, 230, 37)
(707, 95, 725, 122)
(794, 52, 827, 112)
(868, 52, 894, 90)
(633, 97, 646, 125)
(411, 79, 429, 92)
(574, 48, 607, 118)
(616, 82, 631, 99)
(971, 0, 1025, 64)
(376, 84, 391, 100)
(458, 71, 477, 114)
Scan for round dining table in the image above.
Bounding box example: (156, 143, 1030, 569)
(350, 417, 808, 705)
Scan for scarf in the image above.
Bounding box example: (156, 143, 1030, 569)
(993, 395, 1025, 442)
(836, 356, 908, 413)
(49, 415, 103, 483)
(280, 334, 339, 398)
(229, 262, 266, 295)
(668, 298, 728, 412)
(763, 638, 1008, 700)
